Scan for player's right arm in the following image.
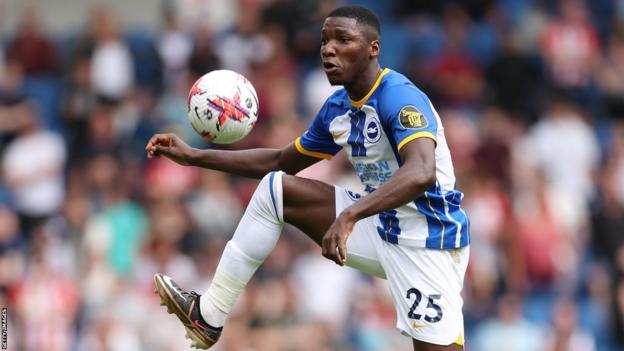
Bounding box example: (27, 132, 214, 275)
(145, 133, 320, 179)
(147, 95, 341, 178)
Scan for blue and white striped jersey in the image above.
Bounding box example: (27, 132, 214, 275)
(295, 68, 470, 249)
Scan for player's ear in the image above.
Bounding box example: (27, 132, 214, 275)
(369, 39, 380, 58)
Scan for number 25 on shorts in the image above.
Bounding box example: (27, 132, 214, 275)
(406, 288, 443, 323)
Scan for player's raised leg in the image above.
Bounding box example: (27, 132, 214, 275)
(153, 171, 339, 349)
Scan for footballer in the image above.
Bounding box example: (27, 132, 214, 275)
(147, 5, 470, 351)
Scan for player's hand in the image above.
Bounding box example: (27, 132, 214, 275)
(146, 133, 194, 166)
(321, 211, 356, 266)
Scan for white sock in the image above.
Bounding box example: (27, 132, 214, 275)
(200, 171, 284, 327)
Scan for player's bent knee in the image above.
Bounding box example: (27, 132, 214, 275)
(250, 171, 284, 223)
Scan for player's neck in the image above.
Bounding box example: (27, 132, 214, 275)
(346, 64, 382, 102)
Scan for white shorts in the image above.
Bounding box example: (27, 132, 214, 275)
(337, 187, 470, 346)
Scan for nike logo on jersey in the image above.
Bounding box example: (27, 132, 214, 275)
(331, 130, 347, 138)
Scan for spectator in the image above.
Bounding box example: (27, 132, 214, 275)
(12, 225, 79, 351)
(351, 279, 413, 351)
(82, 154, 147, 278)
(7, 5, 56, 75)
(187, 171, 243, 242)
(173, 0, 237, 34)
(429, 4, 485, 108)
(486, 31, 543, 123)
(215, 1, 272, 77)
(1, 102, 66, 236)
(595, 29, 624, 111)
(0, 37, 5, 78)
(0, 60, 30, 154)
(66, 101, 119, 166)
(472, 293, 544, 351)
(157, 11, 192, 87)
(514, 166, 584, 294)
(591, 120, 624, 345)
(0, 205, 25, 289)
(545, 297, 596, 351)
(188, 23, 221, 80)
(539, 0, 600, 96)
(61, 57, 97, 161)
(462, 171, 521, 304)
(290, 241, 362, 328)
(514, 94, 600, 236)
(88, 6, 134, 102)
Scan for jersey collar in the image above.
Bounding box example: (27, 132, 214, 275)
(349, 68, 390, 108)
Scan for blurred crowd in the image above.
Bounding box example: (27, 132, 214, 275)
(1, 0, 624, 350)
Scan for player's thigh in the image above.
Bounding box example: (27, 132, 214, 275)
(380, 245, 469, 349)
(334, 186, 386, 279)
(281, 174, 336, 245)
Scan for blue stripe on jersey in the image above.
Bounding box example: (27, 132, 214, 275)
(414, 194, 446, 249)
(452, 191, 470, 247)
(415, 185, 469, 249)
(347, 110, 367, 157)
(375, 119, 403, 244)
(268, 172, 278, 218)
(376, 209, 400, 244)
(444, 191, 469, 247)
(461, 210, 471, 246)
(439, 192, 459, 248)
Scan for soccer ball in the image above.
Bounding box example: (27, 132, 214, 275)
(187, 70, 259, 144)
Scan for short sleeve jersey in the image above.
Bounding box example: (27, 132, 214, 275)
(295, 69, 470, 249)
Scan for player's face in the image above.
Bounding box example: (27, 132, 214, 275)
(320, 17, 375, 86)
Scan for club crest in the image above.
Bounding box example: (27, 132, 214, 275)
(364, 116, 381, 143)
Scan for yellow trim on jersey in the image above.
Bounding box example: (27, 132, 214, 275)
(455, 332, 464, 346)
(295, 137, 334, 160)
(397, 132, 437, 151)
(349, 68, 390, 108)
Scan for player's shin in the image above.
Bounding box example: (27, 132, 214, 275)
(199, 171, 285, 327)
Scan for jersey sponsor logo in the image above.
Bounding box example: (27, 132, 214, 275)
(355, 161, 393, 183)
(399, 105, 428, 129)
(364, 116, 381, 143)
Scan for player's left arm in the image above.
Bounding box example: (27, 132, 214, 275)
(321, 138, 435, 265)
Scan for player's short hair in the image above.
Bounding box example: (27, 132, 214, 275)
(326, 5, 381, 37)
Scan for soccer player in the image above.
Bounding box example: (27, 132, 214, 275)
(147, 5, 470, 351)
